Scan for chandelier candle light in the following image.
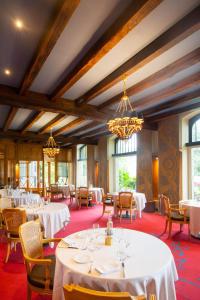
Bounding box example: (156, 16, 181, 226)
(43, 130, 60, 159)
(107, 77, 143, 139)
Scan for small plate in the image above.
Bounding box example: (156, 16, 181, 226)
(73, 253, 92, 264)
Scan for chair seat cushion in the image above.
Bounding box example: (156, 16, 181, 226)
(170, 212, 190, 221)
(104, 199, 113, 205)
(28, 255, 55, 290)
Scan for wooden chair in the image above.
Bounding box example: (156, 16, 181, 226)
(116, 192, 136, 223)
(2, 208, 27, 263)
(19, 220, 61, 300)
(50, 184, 62, 201)
(77, 187, 92, 209)
(63, 284, 147, 300)
(102, 189, 114, 216)
(161, 194, 190, 238)
(69, 185, 76, 205)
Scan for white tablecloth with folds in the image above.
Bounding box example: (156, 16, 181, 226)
(22, 203, 70, 239)
(13, 193, 41, 207)
(53, 229, 178, 300)
(179, 200, 200, 238)
(111, 192, 146, 218)
(90, 187, 103, 202)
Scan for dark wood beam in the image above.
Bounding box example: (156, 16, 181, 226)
(98, 47, 200, 110)
(51, 0, 162, 100)
(0, 85, 111, 122)
(78, 6, 200, 103)
(20, 111, 45, 134)
(147, 100, 200, 122)
(78, 126, 108, 138)
(133, 72, 200, 110)
(0, 129, 97, 145)
(20, 0, 80, 94)
(142, 88, 200, 117)
(3, 107, 18, 132)
(64, 121, 101, 137)
(54, 117, 85, 136)
(38, 114, 66, 134)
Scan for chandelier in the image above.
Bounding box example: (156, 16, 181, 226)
(43, 130, 60, 158)
(107, 77, 143, 139)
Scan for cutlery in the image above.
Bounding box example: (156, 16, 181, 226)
(121, 262, 125, 278)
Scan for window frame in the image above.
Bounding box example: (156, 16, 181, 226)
(113, 135, 137, 157)
(186, 113, 200, 146)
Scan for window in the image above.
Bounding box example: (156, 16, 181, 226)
(113, 135, 137, 192)
(44, 161, 55, 188)
(29, 161, 37, 188)
(57, 162, 68, 185)
(77, 145, 87, 187)
(19, 161, 42, 189)
(187, 114, 200, 145)
(19, 161, 27, 188)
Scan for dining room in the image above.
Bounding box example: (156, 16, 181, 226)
(0, 1, 200, 300)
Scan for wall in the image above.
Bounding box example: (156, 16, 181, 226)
(137, 129, 153, 202)
(98, 136, 108, 193)
(158, 115, 181, 204)
(87, 145, 96, 187)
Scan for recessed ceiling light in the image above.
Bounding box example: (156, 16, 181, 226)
(4, 69, 11, 76)
(15, 19, 24, 29)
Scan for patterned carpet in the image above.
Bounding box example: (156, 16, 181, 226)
(0, 202, 200, 300)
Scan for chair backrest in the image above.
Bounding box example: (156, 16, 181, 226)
(2, 208, 26, 235)
(19, 220, 43, 259)
(119, 192, 133, 208)
(63, 284, 139, 300)
(50, 184, 58, 192)
(161, 194, 170, 215)
(78, 187, 89, 197)
(0, 197, 12, 211)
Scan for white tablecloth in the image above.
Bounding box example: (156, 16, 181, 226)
(111, 192, 147, 218)
(22, 203, 70, 239)
(13, 193, 41, 207)
(90, 187, 103, 202)
(179, 200, 200, 238)
(53, 229, 178, 300)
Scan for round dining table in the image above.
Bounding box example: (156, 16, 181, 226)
(53, 228, 178, 300)
(179, 199, 200, 238)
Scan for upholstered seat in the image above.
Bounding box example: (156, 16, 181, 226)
(28, 255, 55, 289)
(170, 212, 190, 221)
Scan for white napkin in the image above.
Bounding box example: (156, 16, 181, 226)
(61, 237, 88, 249)
(95, 262, 120, 275)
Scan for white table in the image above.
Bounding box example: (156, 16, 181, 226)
(53, 229, 177, 300)
(13, 193, 42, 207)
(179, 200, 200, 238)
(22, 202, 70, 239)
(111, 192, 146, 218)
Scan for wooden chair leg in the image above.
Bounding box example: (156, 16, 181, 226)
(168, 221, 172, 238)
(27, 284, 32, 300)
(130, 209, 132, 223)
(163, 219, 168, 234)
(5, 241, 11, 263)
(120, 209, 122, 223)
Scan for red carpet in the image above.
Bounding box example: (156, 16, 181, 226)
(0, 203, 200, 300)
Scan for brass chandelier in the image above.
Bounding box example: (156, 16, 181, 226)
(43, 130, 60, 158)
(107, 77, 143, 139)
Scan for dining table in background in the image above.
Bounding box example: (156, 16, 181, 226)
(179, 199, 200, 238)
(111, 192, 147, 218)
(53, 228, 178, 300)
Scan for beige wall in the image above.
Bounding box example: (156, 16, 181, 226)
(98, 136, 109, 193)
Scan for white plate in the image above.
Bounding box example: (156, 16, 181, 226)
(73, 253, 92, 264)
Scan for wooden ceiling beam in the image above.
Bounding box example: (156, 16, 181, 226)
(77, 126, 108, 138)
(64, 121, 101, 137)
(20, 0, 80, 94)
(142, 88, 200, 117)
(78, 6, 200, 103)
(53, 117, 85, 136)
(51, 0, 162, 100)
(98, 47, 200, 110)
(0, 85, 111, 122)
(38, 114, 66, 134)
(20, 111, 45, 134)
(133, 72, 200, 110)
(3, 107, 18, 132)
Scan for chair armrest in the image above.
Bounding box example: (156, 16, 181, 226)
(24, 254, 52, 265)
(42, 237, 61, 244)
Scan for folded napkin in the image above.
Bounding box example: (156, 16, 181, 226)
(95, 262, 120, 275)
(61, 237, 88, 249)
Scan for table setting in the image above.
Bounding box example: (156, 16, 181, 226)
(53, 227, 178, 300)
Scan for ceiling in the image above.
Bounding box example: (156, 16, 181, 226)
(0, 0, 200, 147)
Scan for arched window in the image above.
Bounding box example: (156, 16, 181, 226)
(188, 114, 200, 145)
(114, 134, 137, 156)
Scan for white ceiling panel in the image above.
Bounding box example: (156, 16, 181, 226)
(29, 112, 58, 132)
(30, 0, 131, 94)
(0, 105, 10, 128)
(63, 0, 199, 99)
(9, 108, 34, 130)
(52, 116, 78, 132)
(90, 31, 200, 106)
